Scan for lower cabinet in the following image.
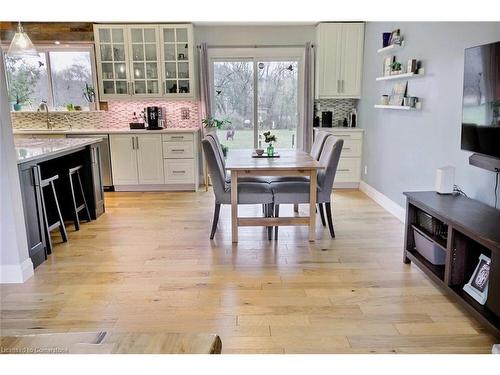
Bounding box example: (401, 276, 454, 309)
(109, 132, 199, 191)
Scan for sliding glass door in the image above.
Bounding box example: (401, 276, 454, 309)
(210, 49, 302, 150)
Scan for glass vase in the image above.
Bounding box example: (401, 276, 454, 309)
(266, 143, 274, 157)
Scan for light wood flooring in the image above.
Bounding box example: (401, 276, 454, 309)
(0, 190, 496, 353)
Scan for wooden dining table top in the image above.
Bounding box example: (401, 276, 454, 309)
(225, 149, 323, 171)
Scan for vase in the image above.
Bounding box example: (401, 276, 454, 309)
(266, 143, 274, 157)
(13, 103, 22, 111)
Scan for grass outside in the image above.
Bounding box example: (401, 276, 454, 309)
(216, 129, 297, 150)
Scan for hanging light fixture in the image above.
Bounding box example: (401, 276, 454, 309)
(7, 22, 38, 57)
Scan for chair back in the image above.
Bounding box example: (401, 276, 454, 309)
(202, 136, 227, 201)
(317, 136, 344, 197)
(205, 132, 225, 167)
(310, 131, 331, 160)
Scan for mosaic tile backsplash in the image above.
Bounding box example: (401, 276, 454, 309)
(11, 100, 201, 130)
(316, 99, 358, 124)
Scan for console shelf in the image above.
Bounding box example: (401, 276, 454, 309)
(403, 191, 500, 338)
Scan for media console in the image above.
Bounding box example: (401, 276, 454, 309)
(403, 191, 500, 338)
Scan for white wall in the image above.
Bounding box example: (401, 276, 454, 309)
(358, 22, 500, 208)
(0, 49, 34, 283)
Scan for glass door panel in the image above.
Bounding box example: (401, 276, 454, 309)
(257, 61, 299, 149)
(213, 61, 255, 150)
(129, 26, 160, 95)
(160, 26, 191, 95)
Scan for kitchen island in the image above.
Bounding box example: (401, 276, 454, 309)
(16, 137, 104, 268)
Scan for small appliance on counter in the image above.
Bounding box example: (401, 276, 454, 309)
(144, 106, 165, 130)
(130, 112, 145, 129)
(321, 111, 333, 128)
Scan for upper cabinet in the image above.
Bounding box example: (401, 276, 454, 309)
(94, 24, 195, 100)
(315, 23, 364, 99)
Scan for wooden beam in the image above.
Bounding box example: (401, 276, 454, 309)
(0, 22, 94, 43)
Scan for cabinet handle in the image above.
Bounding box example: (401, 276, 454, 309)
(136, 136, 139, 149)
(338, 168, 350, 172)
(171, 149, 185, 152)
(343, 147, 351, 150)
(131, 137, 135, 150)
(170, 136, 184, 139)
(172, 170, 186, 174)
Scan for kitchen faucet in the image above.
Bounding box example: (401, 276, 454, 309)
(38, 101, 53, 130)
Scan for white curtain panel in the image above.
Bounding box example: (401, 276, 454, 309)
(301, 42, 314, 152)
(198, 42, 212, 136)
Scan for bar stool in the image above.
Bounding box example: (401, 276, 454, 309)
(68, 165, 91, 231)
(40, 174, 68, 254)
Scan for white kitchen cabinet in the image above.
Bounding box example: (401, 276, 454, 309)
(315, 23, 364, 99)
(314, 128, 364, 188)
(94, 24, 195, 100)
(110, 134, 163, 187)
(162, 132, 199, 190)
(109, 134, 138, 185)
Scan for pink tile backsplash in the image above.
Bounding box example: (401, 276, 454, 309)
(11, 99, 201, 130)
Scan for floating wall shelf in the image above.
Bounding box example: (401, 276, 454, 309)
(374, 105, 420, 110)
(377, 42, 405, 54)
(376, 72, 424, 81)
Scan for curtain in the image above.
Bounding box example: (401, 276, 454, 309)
(301, 42, 314, 152)
(199, 42, 212, 133)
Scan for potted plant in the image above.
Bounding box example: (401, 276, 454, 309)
(83, 83, 97, 111)
(13, 95, 22, 111)
(221, 143, 229, 158)
(263, 131, 277, 157)
(201, 116, 231, 133)
(391, 61, 402, 75)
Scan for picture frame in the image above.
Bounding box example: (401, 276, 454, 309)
(463, 254, 491, 305)
(383, 56, 394, 76)
(388, 28, 402, 46)
(389, 81, 407, 106)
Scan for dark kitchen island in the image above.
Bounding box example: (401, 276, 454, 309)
(15, 137, 105, 268)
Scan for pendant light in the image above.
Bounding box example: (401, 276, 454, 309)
(7, 22, 38, 57)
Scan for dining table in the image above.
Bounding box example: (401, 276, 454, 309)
(225, 149, 323, 243)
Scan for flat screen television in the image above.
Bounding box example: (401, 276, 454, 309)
(461, 41, 500, 159)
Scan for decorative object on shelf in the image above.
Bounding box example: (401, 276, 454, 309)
(66, 103, 74, 111)
(388, 81, 408, 106)
(463, 254, 491, 305)
(407, 59, 418, 73)
(74, 105, 82, 111)
(263, 131, 277, 157)
(13, 95, 22, 111)
(83, 83, 96, 111)
(382, 32, 392, 48)
(201, 116, 231, 130)
(348, 108, 357, 128)
(391, 61, 402, 75)
(381, 95, 390, 105)
(343, 117, 348, 127)
(383, 56, 394, 76)
(388, 29, 402, 46)
(255, 149, 264, 156)
(7, 22, 38, 57)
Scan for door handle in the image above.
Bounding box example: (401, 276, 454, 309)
(136, 136, 139, 149)
(337, 80, 340, 92)
(131, 137, 135, 150)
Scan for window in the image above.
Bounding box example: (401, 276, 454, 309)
(4, 45, 97, 111)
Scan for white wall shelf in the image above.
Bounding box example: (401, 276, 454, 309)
(374, 105, 420, 110)
(376, 72, 424, 81)
(377, 42, 404, 54)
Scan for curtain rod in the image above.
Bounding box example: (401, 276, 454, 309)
(197, 43, 314, 49)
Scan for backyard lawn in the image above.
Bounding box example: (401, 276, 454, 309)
(216, 129, 297, 150)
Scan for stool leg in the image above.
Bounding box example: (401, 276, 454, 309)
(50, 181, 68, 243)
(76, 170, 91, 222)
(40, 186, 53, 255)
(69, 173, 81, 231)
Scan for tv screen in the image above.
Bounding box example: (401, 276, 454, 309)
(461, 41, 500, 158)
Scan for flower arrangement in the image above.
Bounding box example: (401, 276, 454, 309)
(263, 131, 277, 156)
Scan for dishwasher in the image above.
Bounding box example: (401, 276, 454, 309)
(66, 134, 113, 190)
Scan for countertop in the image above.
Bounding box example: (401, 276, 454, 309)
(314, 127, 364, 132)
(15, 137, 102, 164)
(13, 127, 200, 135)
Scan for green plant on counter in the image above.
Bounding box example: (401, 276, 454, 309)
(202, 116, 231, 129)
(66, 103, 74, 111)
(263, 131, 277, 144)
(83, 83, 96, 103)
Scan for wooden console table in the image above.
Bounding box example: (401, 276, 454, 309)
(403, 191, 500, 338)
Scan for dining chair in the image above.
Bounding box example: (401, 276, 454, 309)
(202, 136, 274, 240)
(270, 136, 344, 239)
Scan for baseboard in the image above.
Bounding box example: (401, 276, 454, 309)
(333, 181, 360, 189)
(114, 184, 196, 192)
(359, 181, 405, 223)
(0, 258, 34, 284)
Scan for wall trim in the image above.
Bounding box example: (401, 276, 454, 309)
(359, 181, 405, 223)
(0, 258, 34, 284)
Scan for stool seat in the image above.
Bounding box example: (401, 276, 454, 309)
(69, 165, 91, 231)
(40, 174, 68, 254)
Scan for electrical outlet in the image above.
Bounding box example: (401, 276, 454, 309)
(364, 165, 368, 175)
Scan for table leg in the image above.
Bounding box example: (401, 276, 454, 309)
(309, 169, 317, 242)
(231, 170, 238, 243)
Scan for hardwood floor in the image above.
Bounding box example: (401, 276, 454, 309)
(0, 190, 496, 353)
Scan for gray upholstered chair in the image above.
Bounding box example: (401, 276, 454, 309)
(270, 136, 344, 239)
(310, 130, 332, 160)
(202, 136, 274, 240)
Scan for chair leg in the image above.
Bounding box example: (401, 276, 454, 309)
(325, 202, 335, 238)
(69, 173, 80, 231)
(266, 203, 273, 241)
(76, 171, 91, 222)
(210, 203, 221, 240)
(50, 181, 68, 243)
(293, 203, 299, 213)
(39, 187, 53, 255)
(318, 203, 326, 227)
(274, 204, 280, 239)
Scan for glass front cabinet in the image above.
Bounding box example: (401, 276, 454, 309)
(94, 24, 195, 100)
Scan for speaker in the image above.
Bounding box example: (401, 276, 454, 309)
(435, 166, 455, 194)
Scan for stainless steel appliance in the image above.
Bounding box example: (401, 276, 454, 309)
(66, 134, 113, 189)
(144, 106, 165, 130)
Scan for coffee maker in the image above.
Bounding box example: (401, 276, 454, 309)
(144, 106, 165, 130)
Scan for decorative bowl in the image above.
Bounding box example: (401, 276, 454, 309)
(255, 149, 265, 156)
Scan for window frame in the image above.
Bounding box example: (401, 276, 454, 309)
(3, 43, 99, 111)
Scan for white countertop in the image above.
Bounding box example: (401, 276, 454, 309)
(15, 137, 102, 164)
(13, 127, 200, 135)
(314, 127, 364, 132)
